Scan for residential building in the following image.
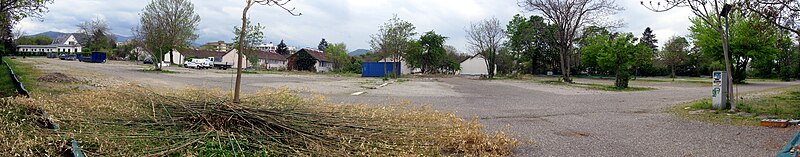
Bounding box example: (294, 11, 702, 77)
(254, 50, 287, 69)
(202, 41, 230, 52)
(162, 50, 185, 65)
(287, 48, 332, 72)
(223, 49, 250, 68)
(457, 54, 496, 76)
(17, 34, 82, 53)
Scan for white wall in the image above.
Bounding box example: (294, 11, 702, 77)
(266, 59, 287, 69)
(223, 49, 249, 68)
(379, 57, 415, 74)
(459, 56, 495, 76)
(162, 50, 185, 65)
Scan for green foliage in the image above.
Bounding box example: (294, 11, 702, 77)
(370, 15, 417, 64)
(295, 51, 317, 71)
(405, 31, 458, 74)
(324, 42, 353, 73)
(15, 35, 52, 45)
(689, 12, 779, 83)
(504, 14, 557, 75)
(661, 36, 690, 78)
(639, 27, 658, 51)
(232, 20, 265, 67)
(581, 32, 649, 89)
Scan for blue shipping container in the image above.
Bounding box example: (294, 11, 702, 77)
(362, 62, 401, 77)
(79, 52, 107, 63)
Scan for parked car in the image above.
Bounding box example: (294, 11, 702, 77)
(143, 58, 154, 64)
(59, 54, 77, 60)
(184, 61, 199, 69)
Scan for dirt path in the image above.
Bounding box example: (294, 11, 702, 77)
(25, 58, 800, 156)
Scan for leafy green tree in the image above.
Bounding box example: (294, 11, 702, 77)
(295, 51, 317, 71)
(370, 15, 416, 77)
(581, 32, 648, 89)
(15, 35, 51, 45)
(324, 42, 351, 72)
(406, 31, 455, 74)
(505, 14, 556, 75)
(661, 36, 690, 79)
(689, 12, 779, 83)
(232, 20, 265, 68)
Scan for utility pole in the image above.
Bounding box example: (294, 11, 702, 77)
(720, 4, 735, 110)
(233, 0, 301, 103)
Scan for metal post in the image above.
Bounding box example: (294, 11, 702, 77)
(724, 15, 735, 110)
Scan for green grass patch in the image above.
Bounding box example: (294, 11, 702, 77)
(671, 99, 762, 126)
(538, 80, 656, 92)
(0, 59, 16, 97)
(141, 68, 178, 74)
(672, 84, 800, 126)
(735, 87, 800, 120)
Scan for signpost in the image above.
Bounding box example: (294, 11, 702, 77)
(712, 71, 728, 110)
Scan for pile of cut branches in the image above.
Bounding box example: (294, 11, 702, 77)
(2, 85, 518, 156)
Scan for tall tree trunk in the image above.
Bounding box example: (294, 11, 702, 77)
(559, 49, 571, 83)
(671, 64, 676, 81)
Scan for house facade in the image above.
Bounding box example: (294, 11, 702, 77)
(162, 50, 185, 65)
(202, 41, 230, 52)
(223, 49, 250, 68)
(254, 50, 287, 69)
(458, 54, 496, 76)
(17, 34, 82, 53)
(287, 48, 332, 72)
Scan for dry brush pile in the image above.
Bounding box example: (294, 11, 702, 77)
(1, 84, 517, 156)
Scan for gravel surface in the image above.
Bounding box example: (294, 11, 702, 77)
(25, 58, 800, 156)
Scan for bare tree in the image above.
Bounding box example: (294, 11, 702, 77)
(466, 17, 505, 78)
(0, 0, 53, 58)
(641, 0, 736, 109)
(233, 0, 301, 103)
(77, 18, 115, 52)
(741, 0, 800, 37)
(518, 0, 623, 83)
(136, 0, 201, 70)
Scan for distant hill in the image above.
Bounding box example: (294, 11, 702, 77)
(29, 31, 132, 42)
(348, 49, 371, 56)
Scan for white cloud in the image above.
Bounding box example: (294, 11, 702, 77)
(17, 0, 697, 53)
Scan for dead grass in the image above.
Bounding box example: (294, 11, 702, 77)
(1, 84, 518, 156)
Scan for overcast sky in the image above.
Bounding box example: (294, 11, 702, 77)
(16, 0, 694, 53)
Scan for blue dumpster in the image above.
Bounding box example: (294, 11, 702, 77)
(79, 52, 106, 63)
(361, 62, 401, 77)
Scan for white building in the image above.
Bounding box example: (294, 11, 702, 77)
(254, 42, 277, 52)
(378, 57, 418, 75)
(162, 50, 185, 65)
(288, 48, 332, 72)
(255, 50, 287, 69)
(224, 49, 251, 68)
(17, 34, 82, 53)
(458, 54, 496, 76)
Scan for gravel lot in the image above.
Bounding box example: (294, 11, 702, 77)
(23, 58, 800, 156)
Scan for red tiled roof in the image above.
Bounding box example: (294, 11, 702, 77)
(253, 50, 287, 61)
(299, 48, 327, 61)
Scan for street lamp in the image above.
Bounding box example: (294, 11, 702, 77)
(720, 3, 735, 110)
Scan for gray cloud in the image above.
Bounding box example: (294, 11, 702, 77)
(17, 0, 696, 53)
